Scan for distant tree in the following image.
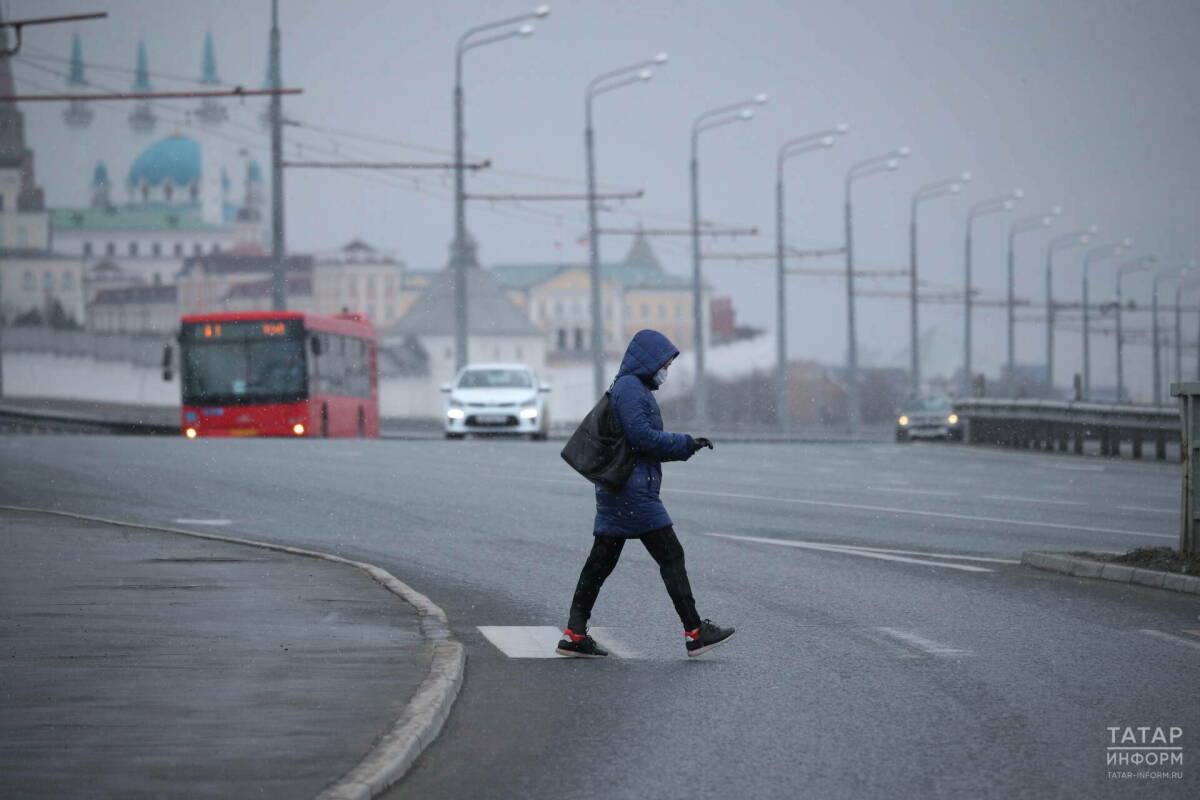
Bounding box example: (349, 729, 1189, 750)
(13, 307, 43, 327)
(45, 298, 82, 330)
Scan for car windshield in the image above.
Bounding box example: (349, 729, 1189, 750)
(910, 397, 953, 412)
(182, 338, 307, 405)
(458, 369, 532, 389)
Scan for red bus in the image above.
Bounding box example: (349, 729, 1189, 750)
(168, 310, 380, 438)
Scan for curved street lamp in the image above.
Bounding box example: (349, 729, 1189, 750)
(1044, 227, 1096, 393)
(1114, 255, 1156, 403)
(585, 52, 666, 398)
(1006, 207, 1061, 380)
(774, 124, 848, 428)
(690, 93, 768, 425)
(961, 190, 1022, 395)
(909, 172, 971, 398)
(451, 5, 550, 369)
(843, 147, 909, 431)
(1081, 238, 1132, 399)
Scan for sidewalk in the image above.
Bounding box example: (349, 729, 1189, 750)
(0, 509, 433, 798)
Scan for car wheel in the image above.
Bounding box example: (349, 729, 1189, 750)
(445, 432, 464, 440)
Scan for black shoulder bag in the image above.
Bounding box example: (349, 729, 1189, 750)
(560, 390, 636, 492)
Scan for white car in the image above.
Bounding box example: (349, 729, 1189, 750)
(442, 363, 551, 440)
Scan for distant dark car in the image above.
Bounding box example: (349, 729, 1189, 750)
(895, 396, 962, 442)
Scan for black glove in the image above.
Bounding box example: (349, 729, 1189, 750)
(692, 436, 714, 452)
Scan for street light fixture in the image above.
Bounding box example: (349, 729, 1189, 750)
(1044, 226, 1097, 393)
(774, 124, 849, 428)
(844, 146, 909, 432)
(584, 53, 668, 399)
(1151, 260, 1196, 405)
(1114, 255, 1155, 403)
(910, 171, 972, 398)
(690, 93, 768, 425)
(1081, 237, 1132, 399)
(962, 190, 1022, 395)
(451, 5, 550, 371)
(1005, 206, 1061, 381)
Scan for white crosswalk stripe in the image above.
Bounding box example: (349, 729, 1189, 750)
(477, 626, 641, 659)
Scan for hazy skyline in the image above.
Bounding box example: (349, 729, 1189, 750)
(8, 0, 1200, 399)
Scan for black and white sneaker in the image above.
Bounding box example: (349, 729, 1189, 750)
(685, 619, 735, 657)
(555, 629, 609, 658)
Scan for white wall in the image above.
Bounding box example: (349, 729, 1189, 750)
(2, 351, 178, 406)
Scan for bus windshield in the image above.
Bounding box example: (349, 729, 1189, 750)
(181, 323, 307, 406)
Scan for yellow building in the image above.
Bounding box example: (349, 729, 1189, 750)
(491, 232, 703, 359)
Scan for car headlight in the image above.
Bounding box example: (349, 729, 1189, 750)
(898, 415, 909, 426)
(947, 413, 959, 425)
(447, 408, 465, 420)
(519, 400, 538, 420)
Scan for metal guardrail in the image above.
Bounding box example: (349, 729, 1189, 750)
(955, 398, 1179, 460)
(1171, 383, 1198, 556)
(0, 404, 177, 435)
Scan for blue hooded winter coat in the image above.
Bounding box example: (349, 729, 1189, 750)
(593, 329, 695, 536)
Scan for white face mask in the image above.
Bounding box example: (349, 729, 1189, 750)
(654, 366, 669, 387)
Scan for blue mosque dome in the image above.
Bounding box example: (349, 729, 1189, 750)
(127, 135, 201, 189)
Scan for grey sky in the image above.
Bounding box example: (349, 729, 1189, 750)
(9, 0, 1200, 397)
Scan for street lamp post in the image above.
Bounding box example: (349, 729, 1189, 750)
(452, 5, 549, 371)
(909, 173, 971, 398)
(268, 0, 286, 311)
(775, 124, 848, 428)
(962, 190, 1021, 395)
(1151, 261, 1195, 405)
(690, 93, 768, 425)
(844, 147, 909, 431)
(1115, 256, 1155, 403)
(1081, 238, 1132, 400)
(1044, 228, 1094, 394)
(1006, 207, 1060, 381)
(1174, 276, 1200, 386)
(585, 53, 666, 399)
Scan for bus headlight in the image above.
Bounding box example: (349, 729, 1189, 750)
(293, 423, 306, 435)
(898, 415, 909, 426)
(947, 413, 959, 425)
(185, 427, 198, 439)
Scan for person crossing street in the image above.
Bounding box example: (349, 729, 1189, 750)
(556, 329, 735, 659)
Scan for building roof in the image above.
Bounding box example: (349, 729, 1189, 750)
(93, 284, 177, 305)
(180, 252, 313, 277)
(50, 204, 224, 232)
(383, 267, 541, 338)
(128, 135, 200, 188)
(222, 274, 312, 300)
(489, 230, 693, 291)
(489, 260, 694, 291)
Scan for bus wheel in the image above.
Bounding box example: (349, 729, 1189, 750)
(321, 404, 329, 438)
(356, 408, 365, 438)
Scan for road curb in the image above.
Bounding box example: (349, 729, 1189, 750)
(1021, 550, 1200, 595)
(0, 504, 464, 800)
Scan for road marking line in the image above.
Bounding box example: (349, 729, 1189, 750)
(1116, 505, 1174, 515)
(703, 533, 995, 572)
(1139, 629, 1200, 653)
(172, 518, 232, 526)
(1051, 463, 1106, 472)
(877, 627, 972, 657)
(982, 494, 1085, 507)
(871, 487, 959, 497)
(477, 626, 639, 659)
(794, 541, 1021, 565)
(510, 475, 1173, 539)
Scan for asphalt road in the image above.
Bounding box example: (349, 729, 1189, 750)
(1, 435, 1196, 799)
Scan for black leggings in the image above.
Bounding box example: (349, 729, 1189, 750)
(567, 526, 701, 633)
